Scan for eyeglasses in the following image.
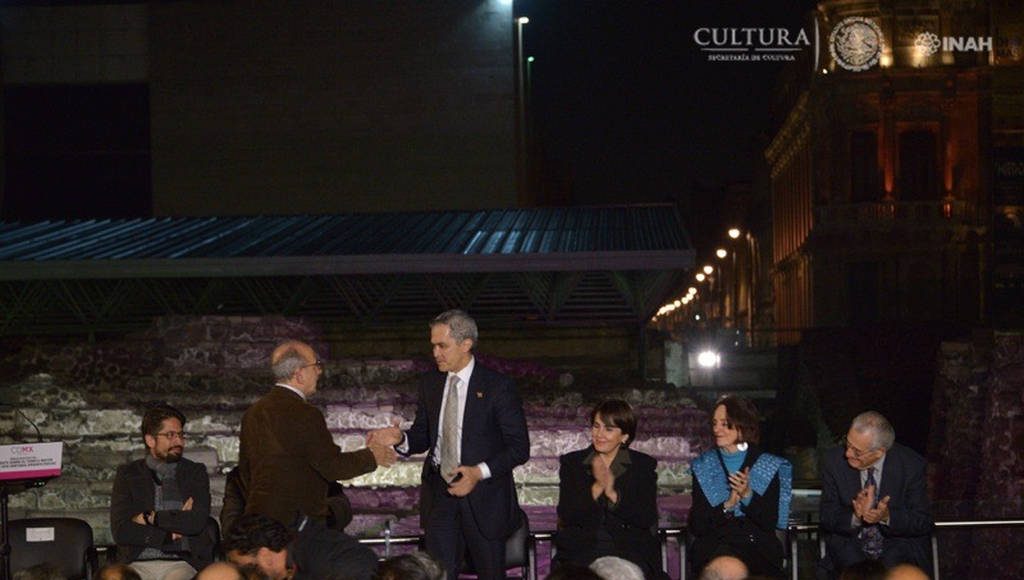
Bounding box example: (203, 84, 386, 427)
(156, 431, 187, 441)
(302, 359, 324, 370)
(845, 438, 874, 458)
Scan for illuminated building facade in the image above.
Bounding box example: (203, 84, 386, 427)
(765, 0, 1023, 344)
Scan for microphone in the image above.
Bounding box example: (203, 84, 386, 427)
(0, 404, 44, 443)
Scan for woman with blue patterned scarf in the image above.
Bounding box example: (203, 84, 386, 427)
(689, 395, 792, 578)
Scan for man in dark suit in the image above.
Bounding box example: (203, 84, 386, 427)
(370, 310, 530, 580)
(110, 404, 215, 579)
(224, 513, 377, 580)
(818, 411, 933, 579)
(237, 340, 396, 530)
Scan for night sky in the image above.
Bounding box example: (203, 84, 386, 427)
(519, 0, 816, 225)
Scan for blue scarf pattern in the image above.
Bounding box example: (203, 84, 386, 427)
(691, 449, 793, 530)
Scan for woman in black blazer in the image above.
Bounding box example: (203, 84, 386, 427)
(554, 399, 667, 579)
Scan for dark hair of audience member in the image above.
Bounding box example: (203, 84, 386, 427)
(838, 559, 888, 580)
(713, 395, 761, 445)
(376, 551, 445, 580)
(94, 563, 142, 580)
(221, 513, 293, 554)
(12, 563, 65, 580)
(546, 562, 603, 580)
(589, 399, 637, 447)
(140, 404, 187, 440)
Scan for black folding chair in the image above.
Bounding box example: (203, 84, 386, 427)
(9, 517, 97, 580)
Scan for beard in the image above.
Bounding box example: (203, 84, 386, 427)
(161, 446, 184, 463)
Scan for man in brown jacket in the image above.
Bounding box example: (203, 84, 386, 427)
(237, 340, 396, 529)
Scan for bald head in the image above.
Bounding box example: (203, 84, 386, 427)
(197, 562, 244, 580)
(885, 564, 929, 580)
(271, 340, 311, 366)
(270, 340, 321, 396)
(700, 555, 748, 580)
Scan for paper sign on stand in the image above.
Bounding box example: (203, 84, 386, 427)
(0, 442, 63, 481)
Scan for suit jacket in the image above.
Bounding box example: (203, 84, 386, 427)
(818, 443, 933, 577)
(289, 517, 379, 580)
(689, 446, 786, 575)
(238, 386, 377, 527)
(404, 362, 530, 540)
(110, 457, 214, 569)
(555, 447, 664, 579)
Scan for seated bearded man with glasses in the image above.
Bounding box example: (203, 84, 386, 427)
(111, 404, 216, 580)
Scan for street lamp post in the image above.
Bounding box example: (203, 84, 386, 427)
(515, 16, 529, 205)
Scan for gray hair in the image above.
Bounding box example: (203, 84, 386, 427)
(590, 556, 644, 580)
(430, 309, 478, 347)
(271, 346, 307, 380)
(851, 410, 896, 450)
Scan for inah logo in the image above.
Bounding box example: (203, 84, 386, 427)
(829, 16, 884, 71)
(915, 32, 941, 56)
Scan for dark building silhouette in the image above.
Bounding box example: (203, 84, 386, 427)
(0, 1, 516, 219)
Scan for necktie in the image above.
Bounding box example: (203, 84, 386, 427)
(439, 375, 460, 483)
(859, 467, 884, 559)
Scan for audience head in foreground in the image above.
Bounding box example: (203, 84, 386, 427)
(223, 512, 378, 580)
(376, 551, 445, 580)
(589, 556, 644, 580)
(699, 555, 749, 580)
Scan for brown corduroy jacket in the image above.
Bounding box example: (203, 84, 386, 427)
(238, 386, 376, 527)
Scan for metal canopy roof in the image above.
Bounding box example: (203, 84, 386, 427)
(0, 205, 694, 335)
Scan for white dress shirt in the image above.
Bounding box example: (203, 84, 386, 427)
(275, 382, 306, 401)
(399, 356, 491, 480)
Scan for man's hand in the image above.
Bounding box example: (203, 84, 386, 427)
(369, 442, 398, 467)
(447, 465, 482, 497)
(862, 495, 891, 525)
(368, 418, 404, 447)
(852, 485, 874, 519)
(182, 497, 194, 511)
(131, 512, 147, 525)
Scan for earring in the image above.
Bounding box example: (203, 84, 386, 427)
(736, 442, 749, 452)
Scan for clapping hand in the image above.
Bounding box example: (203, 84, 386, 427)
(723, 467, 750, 510)
(862, 495, 891, 524)
(590, 456, 618, 503)
(728, 467, 751, 499)
(853, 485, 874, 520)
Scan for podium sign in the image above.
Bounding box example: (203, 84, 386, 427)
(0, 442, 63, 481)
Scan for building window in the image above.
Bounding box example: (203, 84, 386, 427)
(3, 84, 151, 220)
(898, 130, 938, 201)
(850, 130, 880, 202)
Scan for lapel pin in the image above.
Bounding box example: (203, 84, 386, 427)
(476, 391, 483, 398)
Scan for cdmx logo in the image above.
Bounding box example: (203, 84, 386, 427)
(829, 16, 884, 71)
(11, 445, 35, 455)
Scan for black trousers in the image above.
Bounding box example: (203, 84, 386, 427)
(423, 467, 507, 580)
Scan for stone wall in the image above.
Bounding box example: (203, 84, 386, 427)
(928, 331, 1024, 579)
(0, 316, 708, 547)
